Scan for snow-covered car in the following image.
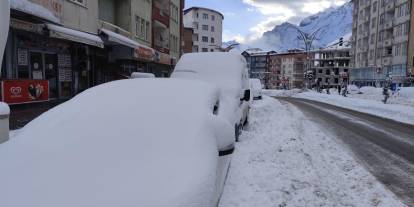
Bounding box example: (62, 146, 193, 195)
(0, 79, 235, 207)
(131, 72, 155, 79)
(250, 78, 263, 100)
(171, 52, 251, 141)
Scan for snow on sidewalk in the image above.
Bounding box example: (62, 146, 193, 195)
(219, 96, 405, 207)
(294, 91, 414, 125)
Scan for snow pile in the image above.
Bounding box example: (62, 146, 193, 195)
(10, 0, 61, 24)
(0, 79, 222, 207)
(262, 89, 303, 97)
(219, 97, 405, 207)
(294, 91, 414, 125)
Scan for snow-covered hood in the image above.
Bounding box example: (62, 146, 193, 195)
(0, 79, 223, 207)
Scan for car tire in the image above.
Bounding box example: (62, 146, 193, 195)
(235, 124, 242, 142)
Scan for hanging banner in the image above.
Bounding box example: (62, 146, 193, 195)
(2, 80, 49, 104)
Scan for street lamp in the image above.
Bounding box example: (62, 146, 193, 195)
(295, 27, 323, 89)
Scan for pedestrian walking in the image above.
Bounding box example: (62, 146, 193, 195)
(338, 85, 342, 95)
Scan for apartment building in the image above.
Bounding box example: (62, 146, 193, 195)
(276, 51, 307, 89)
(183, 7, 223, 52)
(351, 0, 411, 86)
(1, 0, 182, 105)
(242, 50, 276, 89)
(182, 27, 194, 53)
(311, 40, 351, 87)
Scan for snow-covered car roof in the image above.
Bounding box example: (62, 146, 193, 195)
(172, 52, 248, 92)
(0, 79, 222, 207)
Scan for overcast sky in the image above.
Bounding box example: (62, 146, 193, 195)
(185, 0, 347, 43)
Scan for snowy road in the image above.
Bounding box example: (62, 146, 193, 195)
(280, 97, 414, 207)
(219, 97, 405, 207)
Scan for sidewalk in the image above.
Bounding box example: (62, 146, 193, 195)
(9, 101, 63, 130)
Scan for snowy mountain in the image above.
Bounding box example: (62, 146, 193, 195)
(227, 1, 353, 52)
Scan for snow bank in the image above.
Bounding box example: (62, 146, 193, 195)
(219, 96, 405, 207)
(0, 102, 10, 115)
(0, 79, 222, 207)
(262, 89, 303, 97)
(10, 0, 61, 24)
(294, 90, 414, 125)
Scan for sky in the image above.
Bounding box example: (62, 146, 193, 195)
(185, 0, 347, 43)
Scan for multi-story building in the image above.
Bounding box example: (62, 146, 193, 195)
(351, 0, 411, 86)
(276, 51, 307, 89)
(183, 7, 223, 52)
(1, 0, 183, 105)
(311, 39, 351, 87)
(182, 27, 194, 53)
(242, 49, 276, 89)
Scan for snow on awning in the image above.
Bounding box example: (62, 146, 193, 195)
(100, 29, 154, 51)
(46, 24, 104, 48)
(10, 0, 61, 24)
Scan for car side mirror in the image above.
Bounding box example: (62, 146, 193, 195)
(241, 90, 250, 102)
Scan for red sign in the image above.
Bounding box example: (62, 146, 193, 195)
(2, 80, 49, 104)
(134, 46, 155, 61)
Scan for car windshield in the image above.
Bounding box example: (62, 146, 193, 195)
(1, 1, 414, 207)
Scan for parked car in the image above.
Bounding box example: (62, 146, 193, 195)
(250, 78, 263, 100)
(0, 79, 235, 207)
(171, 52, 250, 141)
(131, 72, 155, 79)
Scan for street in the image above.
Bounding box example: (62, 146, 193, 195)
(219, 97, 405, 207)
(278, 97, 414, 206)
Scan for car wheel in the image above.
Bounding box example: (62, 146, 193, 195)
(235, 124, 242, 142)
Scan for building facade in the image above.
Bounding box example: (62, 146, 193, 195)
(311, 43, 351, 87)
(242, 50, 276, 89)
(183, 7, 223, 52)
(351, 0, 411, 86)
(182, 27, 194, 53)
(1, 0, 183, 105)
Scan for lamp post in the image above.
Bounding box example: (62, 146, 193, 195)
(296, 28, 322, 89)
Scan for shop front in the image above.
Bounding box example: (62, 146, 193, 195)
(2, 18, 104, 105)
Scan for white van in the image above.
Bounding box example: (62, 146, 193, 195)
(171, 52, 251, 141)
(250, 78, 263, 100)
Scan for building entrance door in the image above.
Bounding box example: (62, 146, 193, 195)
(44, 54, 58, 99)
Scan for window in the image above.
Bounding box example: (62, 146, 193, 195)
(211, 37, 215, 43)
(136, 16, 149, 41)
(203, 13, 208, 19)
(202, 25, 208, 31)
(371, 17, 376, 28)
(193, 22, 199, 30)
(202, 36, 208, 42)
(211, 26, 215, 32)
(210, 49, 214, 52)
(202, 48, 208, 52)
(196, 13, 199, 18)
(373, 1, 378, 12)
(193, 33, 199, 41)
(211, 15, 215, 21)
(370, 34, 375, 44)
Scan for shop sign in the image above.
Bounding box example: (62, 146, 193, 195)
(17, 49, 28, 66)
(58, 54, 72, 82)
(134, 46, 155, 61)
(2, 80, 49, 104)
(33, 0, 63, 18)
(155, 51, 171, 65)
(10, 19, 43, 34)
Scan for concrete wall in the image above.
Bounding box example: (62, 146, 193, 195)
(170, 0, 181, 60)
(62, 0, 99, 34)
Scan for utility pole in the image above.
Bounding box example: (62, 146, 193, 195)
(296, 28, 322, 89)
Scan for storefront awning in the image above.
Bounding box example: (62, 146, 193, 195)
(100, 29, 156, 61)
(46, 24, 104, 48)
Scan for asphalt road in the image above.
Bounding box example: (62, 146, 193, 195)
(277, 97, 414, 207)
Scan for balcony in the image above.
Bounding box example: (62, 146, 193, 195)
(152, 4, 170, 28)
(153, 20, 170, 54)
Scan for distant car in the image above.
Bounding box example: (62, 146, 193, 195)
(171, 52, 251, 141)
(250, 78, 263, 100)
(131, 72, 155, 79)
(0, 79, 235, 207)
